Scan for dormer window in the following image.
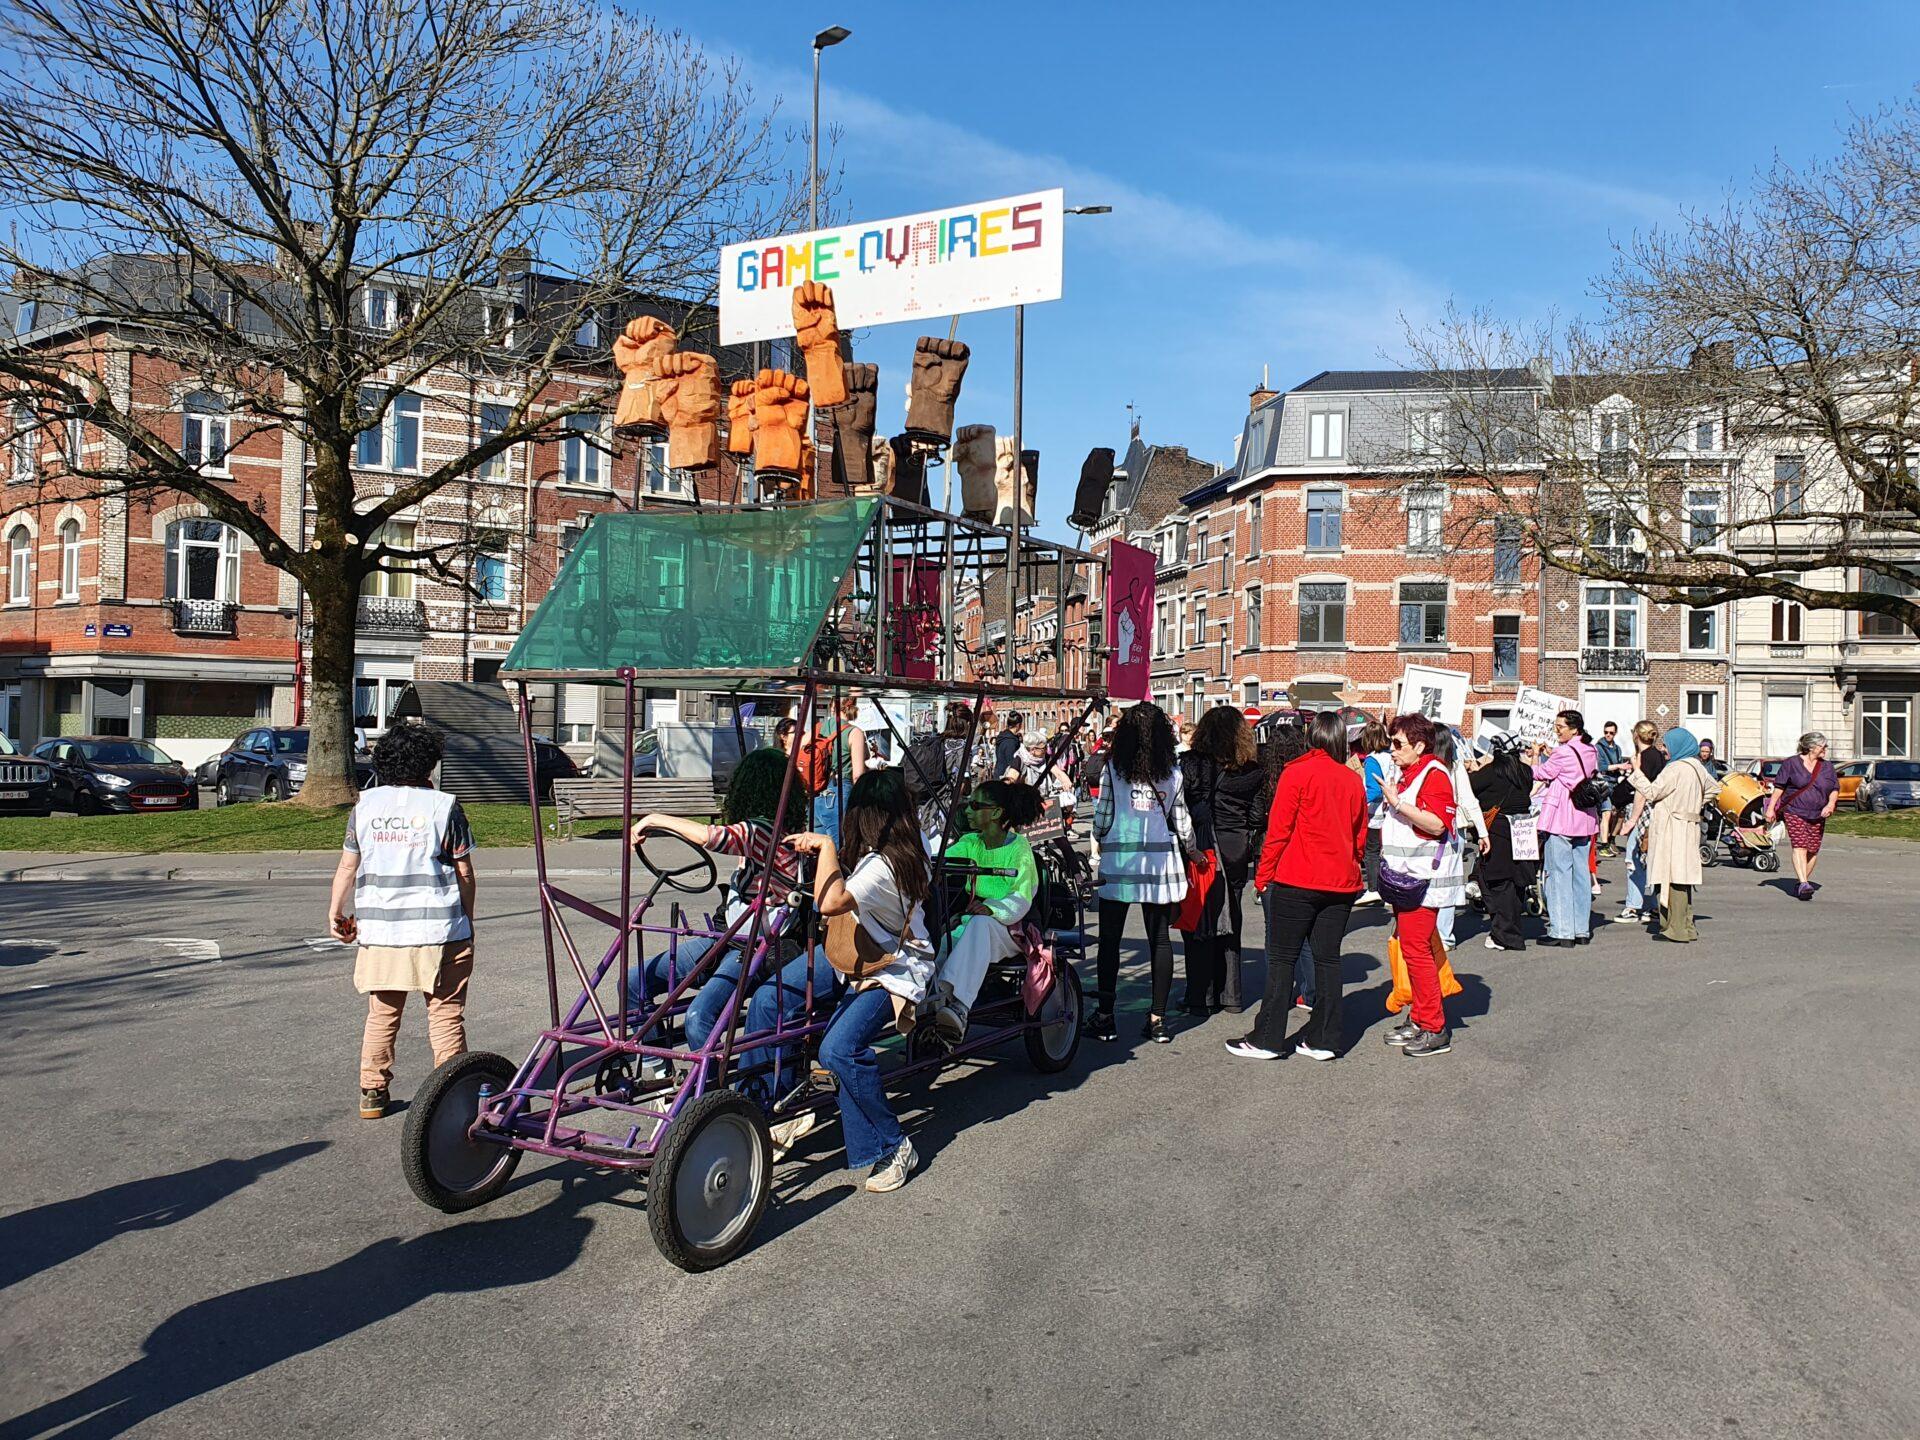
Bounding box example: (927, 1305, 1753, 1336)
(363, 286, 394, 330)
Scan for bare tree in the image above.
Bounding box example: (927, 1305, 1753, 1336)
(1395, 102, 1920, 638)
(0, 0, 810, 802)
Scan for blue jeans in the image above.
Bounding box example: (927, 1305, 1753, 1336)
(813, 784, 842, 845)
(1541, 832, 1592, 939)
(819, 986, 902, 1168)
(740, 949, 841, 1102)
(1623, 828, 1649, 913)
(1436, 905, 1458, 951)
(628, 933, 729, 1044)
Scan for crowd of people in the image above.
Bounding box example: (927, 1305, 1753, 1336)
(329, 692, 1839, 1196)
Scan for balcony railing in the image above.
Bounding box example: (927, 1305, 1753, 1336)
(356, 595, 426, 634)
(171, 599, 237, 636)
(1588, 544, 1647, 572)
(1580, 646, 1647, 676)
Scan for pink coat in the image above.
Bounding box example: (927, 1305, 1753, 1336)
(1531, 738, 1601, 838)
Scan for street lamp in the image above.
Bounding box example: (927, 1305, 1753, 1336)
(1005, 202, 1112, 633)
(810, 26, 851, 232)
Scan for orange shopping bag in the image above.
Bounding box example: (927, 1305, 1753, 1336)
(1384, 932, 1464, 1014)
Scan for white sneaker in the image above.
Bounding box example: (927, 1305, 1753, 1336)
(769, 1109, 819, 1157)
(1484, 936, 1502, 950)
(1358, 890, 1382, 905)
(1616, 907, 1641, 923)
(1293, 1042, 1336, 1062)
(865, 1136, 918, 1193)
(1224, 1037, 1285, 1061)
(1590, 880, 1604, 897)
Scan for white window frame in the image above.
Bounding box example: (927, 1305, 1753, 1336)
(58, 519, 80, 600)
(363, 285, 395, 331)
(1583, 585, 1641, 651)
(165, 518, 241, 603)
(1492, 613, 1521, 681)
(1305, 487, 1343, 551)
(1685, 486, 1723, 548)
(563, 414, 609, 489)
(67, 412, 85, 467)
(1695, 417, 1716, 452)
(574, 312, 602, 348)
(1190, 600, 1207, 650)
(473, 551, 509, 606)
(478, 401, 512, 481)
(1242, 679, 1260, 707)
(1245, 496, 1262, 557)
(1297, 579, 1347, 647)
(643, 438, 692, 499)
(1493, 515, 1523, 585)
(1772, 456, 1806, 517)
(355, 389, 422, 473)
(1397, 580, 1448, 648)
(181, 392, 231, 474)
(1244, 585, 1262, 651)
(11, 403, 37, 482)
(1409, 406, 1446, 458)
(559, 682, 598, 745)
(1683, 590, 1720, 654)
(1859, 695, 1911, 759)
(6, 527, 30, 603)
(1770, 598, 1804, 644)
(362, 520, 417, 600)
(1683, 688, 1720, 738)
(1406, 486, 1444, 551)
(1307, 408, 1346, 462)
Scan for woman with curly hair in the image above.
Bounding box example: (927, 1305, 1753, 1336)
(1090, 701, 1194, 1043)
(930, 777, 1045, 1041)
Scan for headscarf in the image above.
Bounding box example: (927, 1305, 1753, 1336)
(1662, 727, 1700, 763)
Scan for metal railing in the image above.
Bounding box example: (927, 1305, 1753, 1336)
(170, 599, 237, 635)
(1580, 646, 1647, 676)
(356, 595, 427, 634)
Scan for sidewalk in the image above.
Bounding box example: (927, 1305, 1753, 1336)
(0, 837, 632, 883)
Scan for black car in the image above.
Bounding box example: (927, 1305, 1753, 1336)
(211, 727, 375, 804)
(0, 732, 54, 816)
(30, 736, 197, 813)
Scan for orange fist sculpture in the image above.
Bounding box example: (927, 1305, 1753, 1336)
(752, 368, 809, 476)
(953, 424, 998, 521)
(726, 379, 755, 456)
(791, 282, 847, 408)
(612, 316, 677, 434)
(657, 352, 720, 471)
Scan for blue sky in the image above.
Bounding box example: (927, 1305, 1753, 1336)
(700, 0, 1920, 532)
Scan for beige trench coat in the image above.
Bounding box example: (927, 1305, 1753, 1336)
(1628, 757, 1715, 891)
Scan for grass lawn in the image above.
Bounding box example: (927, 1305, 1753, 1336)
(0, 800, 636, 853)
(1825, 807, 1920, 842)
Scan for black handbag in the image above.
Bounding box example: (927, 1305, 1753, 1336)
(1569, 748, 1611, 811)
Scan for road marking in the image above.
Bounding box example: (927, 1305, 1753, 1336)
(302, 937, 349, 950)
(141, 937, 222, 962)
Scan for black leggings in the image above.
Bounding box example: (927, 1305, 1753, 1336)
(1096, 899, 1176, 1016)
(1253, 884, 1357, 1053)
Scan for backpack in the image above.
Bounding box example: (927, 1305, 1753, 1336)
(900, 732, 952, 806)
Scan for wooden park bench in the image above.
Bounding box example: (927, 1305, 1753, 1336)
(549, 776, 724, 838)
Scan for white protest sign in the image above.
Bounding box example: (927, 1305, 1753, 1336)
(1510, 686, 1574, 746)
(1508, 813, 1541, 861)
(719, 189, 1065, 344)
(1395, 663, 1472, 727)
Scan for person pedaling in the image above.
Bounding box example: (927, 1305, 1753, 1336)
(930, 778, 1044, 1042)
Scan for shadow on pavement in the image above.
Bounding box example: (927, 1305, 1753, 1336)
(0, 1173, 620, 1440)
(0, 1141, 328, 1292)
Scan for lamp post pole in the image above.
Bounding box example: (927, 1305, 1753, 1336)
(807, 26, 849, 494)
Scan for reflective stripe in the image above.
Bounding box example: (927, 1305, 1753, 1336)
(354, 902, 470, 923)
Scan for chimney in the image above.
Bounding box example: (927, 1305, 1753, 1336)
(1689, 340, 1735, 377)
(1248, 362, 1278, 413)
(498, 246, 534, 284)
(1527, 355, 1553, 391)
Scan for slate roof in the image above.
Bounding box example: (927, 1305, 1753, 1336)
(1292, 368, 1541, 394)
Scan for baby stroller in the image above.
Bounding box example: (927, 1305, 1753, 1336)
(1700, 772, 1780, 871)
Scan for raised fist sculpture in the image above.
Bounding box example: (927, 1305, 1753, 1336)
(904, 337, 970, 442)
(869, 435, 895, 495)
(993, 436, 1024, 527)
(889, 435, 929, 507)
(725, 379, 755, 456)
(791, 282, 847, 408)
(656, 352, 720, 471)
(612, 316, 677, 434)
(752, 368, 809, 476)
(1069, 447, 1116, 527)
(828, 363, 880, 492)
(953, 424, 998, 521)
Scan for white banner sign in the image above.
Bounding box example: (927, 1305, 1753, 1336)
(1395, 663, 1473, 727)
(1510, 686, 1575, 746)
(718, 189, 1065, 344)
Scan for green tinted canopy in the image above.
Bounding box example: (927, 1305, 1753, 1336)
(503, 499, 877, 681)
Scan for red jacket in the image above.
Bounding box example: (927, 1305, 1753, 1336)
(1253, 749, 1368, 895)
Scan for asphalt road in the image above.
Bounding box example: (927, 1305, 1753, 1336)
(2, 840, 1917, 1439)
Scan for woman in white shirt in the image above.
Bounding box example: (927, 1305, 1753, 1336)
(786, 769, 932, 1194)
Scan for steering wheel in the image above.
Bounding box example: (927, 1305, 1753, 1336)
(632, 829, 719, 895)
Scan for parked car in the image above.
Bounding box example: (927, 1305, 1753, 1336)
(29, 736, 197, 813)
(1851, 758, 1920, 813)
(1743, 757, 1788, 790)
(210, 727, 375, 804)
(534, 736, 579, 801)
(1834, 760, 1868, 809)
(0, 731, 54, 816)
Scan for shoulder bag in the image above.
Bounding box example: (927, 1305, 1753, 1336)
(1568, 747, 1611, 811)
(1376, 760, 1452, 909)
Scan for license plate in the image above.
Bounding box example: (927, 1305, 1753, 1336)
(0, 790, 28, 800)
(136, 797, 179, 807)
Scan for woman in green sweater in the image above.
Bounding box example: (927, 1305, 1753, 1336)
(930, 779, 1044, 1042)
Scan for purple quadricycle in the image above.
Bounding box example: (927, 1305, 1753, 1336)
(399, 496, 1110, 1269)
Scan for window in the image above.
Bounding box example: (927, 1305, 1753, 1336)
(1219, 531, 1232, 592)
(181, 392, 230, 472)
(1298, 581, 1346, 646)
(478, 402, 511, 481)
(355, 389, 421, 472)
(1493, 515, 1522, 585)
(1218, 630, 1230, 681)
(1410, 407, 1445, 458)
(66, 411, 85, 467)
(163, 518, 240, 602)
(1189, 676, 1205, 725)
(1154, 599, 1173, 658)
(58, 519, 79, 600)
(362, 521, 416, 599)
(1773, 456, 1806, 517)
(1244, 587, 1262, 650)
(1770, 598, 1803, 644)
(574, 312, 602, 348)
(1860, 567, 1918, 638)
(362, 285, 395, 330)
(1306, 488, 1342, 550)
(352, 675, 408, 732)
(473, 552, 507, 605)
(1597, 409, 1629, 474)
(1493, 614, 1520, 681)
(563, 414, 608, 488)
(1243, 679, 1260, 707)
(1684, 589, 1720, 652)
(1584, 586, 1640, 649)
(1398, 581, 1447, 647)
(1695, 418, 1716, 451)
(1307, 409, 1345, 461)
(1685, 487, 1723, 547)
(1589, 500, 1640, 551)
(559, 683, 598, 745)
(559, 521, 586, 566)
(11, 402, 37, 483)
(1191, 601, 1207, 649)
(1684, 690, 1720, 749)
(6, 527, 29, 603)
(1246, 497, 1262, 557)
(1860, 696, 1912, 758)
(1406, 487, 1443, 550)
